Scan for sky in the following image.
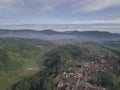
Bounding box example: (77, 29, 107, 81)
(0, 0, 120, 32)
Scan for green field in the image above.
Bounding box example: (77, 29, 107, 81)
(0, 38, 53, 90)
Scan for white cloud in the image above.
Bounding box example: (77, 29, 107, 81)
(0, 0, 120, 26)
(72, 19, 120, 24)
(0, 0, 120, 14)
(73, 0, 120, 13)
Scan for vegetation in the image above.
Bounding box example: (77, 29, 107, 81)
(0, 37, 119, 90)
(10, 43, 120, 90)
(0, 38, 53, 90)
(89, 71, 120, 90)
(0, 49, 9, 64)
(11, 49, 61, 90)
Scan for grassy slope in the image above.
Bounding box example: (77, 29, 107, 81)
(0, 38, 52, 90)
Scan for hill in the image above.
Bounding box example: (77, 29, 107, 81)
(0, 38, 54, 90)
(0, 29, 120, 41)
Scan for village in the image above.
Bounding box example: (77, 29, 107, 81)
(55, 51, 118, 90)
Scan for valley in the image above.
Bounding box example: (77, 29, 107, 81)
(3, 40, 119, 90)
(0, 33, 119, 90)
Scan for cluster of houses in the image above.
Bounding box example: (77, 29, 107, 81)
(55, 57, 111, 90)
(83, 51, 118, 58)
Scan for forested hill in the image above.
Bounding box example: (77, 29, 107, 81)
(0, 29, 120, 41)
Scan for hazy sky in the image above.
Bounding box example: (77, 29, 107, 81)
(0, 0, 120, 32)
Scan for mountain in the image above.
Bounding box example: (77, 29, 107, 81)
(0, 29, 120, 41)
(39, 29, 60, 34)
(63, 30, 120, 37)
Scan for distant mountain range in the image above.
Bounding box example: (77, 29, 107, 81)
(0, 29, 120, 42)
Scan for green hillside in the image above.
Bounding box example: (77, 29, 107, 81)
(0, 38, 53, 90)
(10, 43, 120, 90)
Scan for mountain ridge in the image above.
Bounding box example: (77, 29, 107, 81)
(0, 29, 120, 41)
(0, 29, 119, 35)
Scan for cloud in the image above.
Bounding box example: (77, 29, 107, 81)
(0, 16, 6, 19)
(72, 0, 120, 13)
(0, 0, 120, 25)
(72, 19, 120, 24)
(0, 0, 67, 13)
(0, 0, 120, 14)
